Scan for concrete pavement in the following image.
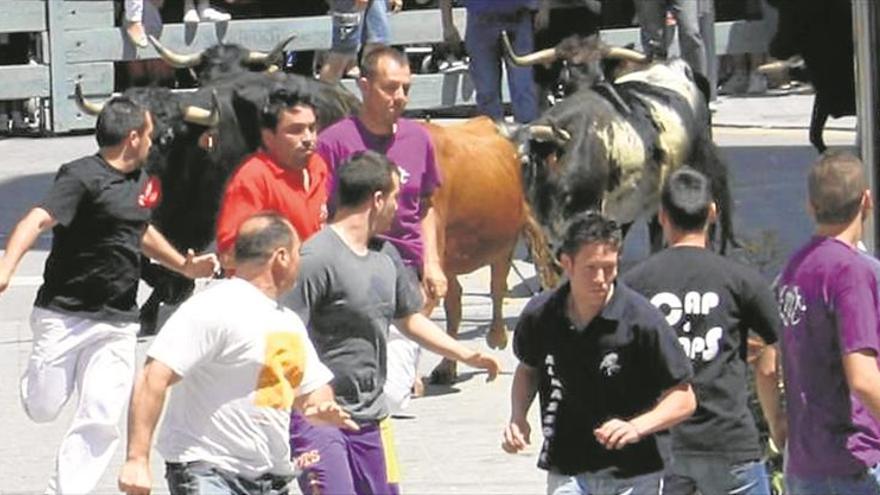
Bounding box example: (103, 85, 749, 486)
(712, 92, 856, 131)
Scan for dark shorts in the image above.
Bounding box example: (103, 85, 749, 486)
(290, 411, 401, 495)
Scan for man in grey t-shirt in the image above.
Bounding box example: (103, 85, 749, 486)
(290, 227, 422, 421)
(283, 150, 501, 494)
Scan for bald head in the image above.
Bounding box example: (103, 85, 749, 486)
(234, 212, 299, 266)
(808, 151, 868, 225)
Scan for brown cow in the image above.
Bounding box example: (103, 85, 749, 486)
(423, 117, 556, 384)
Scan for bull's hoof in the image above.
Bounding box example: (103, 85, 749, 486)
(429, 359, 457, 385)
(487, 325, 509, 350)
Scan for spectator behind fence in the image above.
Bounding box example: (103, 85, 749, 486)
(504, 211, 696, 495)
(0, 97, 217, 494)
(776, 151, 880, 494)
(440, 0, 539, 123)
(635, 0, 714, 92)
(124, 0, 149, 47)
(320, 0, 403, 84)
(623, 166, 784, 495)
(716, 0, 771, 95)
(183, 0, 231, 23)
(118, 213, 356, 495)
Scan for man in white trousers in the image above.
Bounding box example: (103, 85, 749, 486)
(0, 96, 217, 494)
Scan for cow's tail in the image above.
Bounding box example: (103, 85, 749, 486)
(809, 96, 829, 153)
(691, 138, 739, 254)
(522, 204, 561, 289)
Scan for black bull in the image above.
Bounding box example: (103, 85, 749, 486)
(78, 68, 359, 332)
(766, 0, 854, 153)
(504, 58, 736, 254)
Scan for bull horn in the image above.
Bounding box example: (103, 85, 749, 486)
(756, 55, 803, 76)
(501, 30, 558, 66)
(148, 34, 203, 68)
(528, 124, 571, 143)
(247, 34, 297, 65)
(182, 91, 220, 127)
(74, 82, 105, 115)
(602, 46, 649, 63)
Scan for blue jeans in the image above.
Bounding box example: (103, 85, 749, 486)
(786, 463, 880, 495)
(465, 8, 539, 123)
(546, 470, 663, 495)
(329, 0, 391, 55)
(165, 461, 293, 495)
(664, 456, 771, 495)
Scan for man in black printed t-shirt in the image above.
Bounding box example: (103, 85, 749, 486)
(503, 211, 696, 495)
(0, 97, 217, 494)
(623, 166, 785, 495)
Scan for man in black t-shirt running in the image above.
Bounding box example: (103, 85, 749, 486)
(623, 167, 785, 495)
(0, 98, 217, 494)
(504, 211, 696, 495)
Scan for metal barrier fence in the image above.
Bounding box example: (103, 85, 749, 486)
(0, 1, 775, 134)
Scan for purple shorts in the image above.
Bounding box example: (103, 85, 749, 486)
(290, 412, 401, 495)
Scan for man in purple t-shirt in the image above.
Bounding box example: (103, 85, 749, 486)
(317, 46, 444, 411)
(777, 150, 880, 494)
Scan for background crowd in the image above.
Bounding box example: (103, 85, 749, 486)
(0, 0, 801, 135)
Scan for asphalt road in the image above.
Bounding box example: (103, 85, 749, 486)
(0, 119, 856, 494)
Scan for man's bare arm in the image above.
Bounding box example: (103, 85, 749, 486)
(595, 382, 696, 450)
(0, 207, 56, 294)
(396, 312, 501, 379)
(753, 343, 786, 449)
(118, 358, 180, 495)
(843, 350, 880, 422)
(419, 202, 447, 300)
(502, 363, 539, 453)
(141, 225, 218, 279)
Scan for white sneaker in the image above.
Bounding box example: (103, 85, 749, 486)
(183, 7, 199, 23)
(198, 6, 231, 22)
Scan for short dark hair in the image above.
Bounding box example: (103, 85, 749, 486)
(259, 83, 316, 131)
(558, 210, 622, 258)
(360, 46, 410, 80)
(808, 150, 867, 225)
(234, 212, 298, 265)
(661, 166, 713, 232)
(95, 97, 149, 147)
(335, 150, 399, 208)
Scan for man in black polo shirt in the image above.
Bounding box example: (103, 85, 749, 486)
(0, 97, 217, 494)
(503, 211, 695, 495)
(622, 167, 784, 495)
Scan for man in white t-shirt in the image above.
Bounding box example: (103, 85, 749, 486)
(118, 213, 356, 495)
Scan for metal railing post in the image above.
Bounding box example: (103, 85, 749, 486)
(853, 0, 879, 253)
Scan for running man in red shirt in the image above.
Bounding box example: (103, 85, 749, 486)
(216, 86, 329, 270)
